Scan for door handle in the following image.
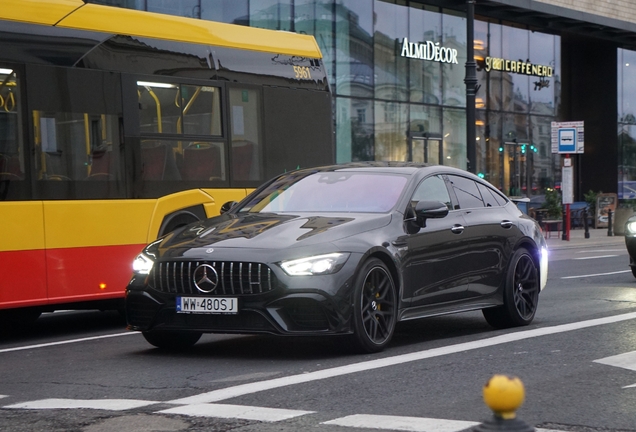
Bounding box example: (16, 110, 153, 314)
(500, 220, 514, 229)
(451, 224, 464, 234)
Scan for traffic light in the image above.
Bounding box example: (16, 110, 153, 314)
(498, 146, 504, 152)
(477, 172, 485, 179)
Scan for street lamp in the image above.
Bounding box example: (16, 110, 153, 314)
(465, 0, 478, 174)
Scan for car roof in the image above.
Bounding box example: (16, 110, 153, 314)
(294, 162, 473, 177)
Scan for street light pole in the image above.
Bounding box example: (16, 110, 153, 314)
(465, 0, 477, 174)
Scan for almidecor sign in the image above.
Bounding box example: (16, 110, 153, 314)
(484, 56, 553, 77)
(400, 38, 458, 64)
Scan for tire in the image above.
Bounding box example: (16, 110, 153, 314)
(631, 266, 636, 279)
(483, 248, 539, 329)
(142, 330, 202, 350)
(350, 258, 397, 353)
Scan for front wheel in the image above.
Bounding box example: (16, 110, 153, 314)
(631, 266, 636, 279)
(483, 248, 539, 328)
(350, 258, 397, 353)
(142, 330, 202, 350)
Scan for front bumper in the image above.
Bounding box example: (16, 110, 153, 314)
(125, 258, 360, 336)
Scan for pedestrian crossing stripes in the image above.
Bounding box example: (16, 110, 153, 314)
(3, 398, 568, 431)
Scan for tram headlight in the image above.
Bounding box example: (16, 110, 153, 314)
(132, 252, 154, 275)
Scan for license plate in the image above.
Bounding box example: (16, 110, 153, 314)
(176, 296, 238, 314)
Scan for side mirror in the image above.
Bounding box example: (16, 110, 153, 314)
(220, 201, 238, 214)
(414, 200, 449, 227)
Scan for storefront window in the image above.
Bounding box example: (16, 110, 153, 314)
(618, 48, 636, 199)
(529, 31, 556, 115)
(335, 0, 374, 98)
(501, 25, 529, 113)
(442, 108, 466, 169)
(146, 0, 200, 18)
(441, 10, 466, 107)
(375, 101, 408, 161)
(374, 0, 408, 102)
(410, 104, 442, 163)
(250, 0, 292, 31)
(530, 115, 555, 196)
(336, 97, 374, 163)
(201, 0, 248, 25)
(475, 20, 502, 112)
(295, 0, 335, 90)
(408, 5, 441, 104)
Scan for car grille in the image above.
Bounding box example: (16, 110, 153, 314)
(149, 261, 277, 295)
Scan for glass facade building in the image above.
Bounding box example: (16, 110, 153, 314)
(95, 0, 635, 201)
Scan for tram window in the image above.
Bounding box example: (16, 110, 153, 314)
(137, 81, 222, 136)
(140, 139, 226, 182)
(0, 67, 25, 182)
(182, 85, 221, 136)
(229, 87, 261, 182)
(34, 111, 121, 182)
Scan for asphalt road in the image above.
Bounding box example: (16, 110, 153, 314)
(1, 241, 636, 432)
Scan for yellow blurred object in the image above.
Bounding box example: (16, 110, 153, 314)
(482, 375, 525, 420)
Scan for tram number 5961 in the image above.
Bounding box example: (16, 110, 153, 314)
(293, 66, 312, 80)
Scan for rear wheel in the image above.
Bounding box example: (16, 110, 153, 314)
(142, 330, 202, 350)
(631, 266, 636, 278)
(351, 258, 397, 353)
(483, 248, 539, 328)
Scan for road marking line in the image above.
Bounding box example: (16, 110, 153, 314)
(594, 351, 636, 371)
(576, 249, 624, 253)
(0, 395, 7, 399)
(574, 255, 619, 260)
(560, 270, 630, 279)
(168, 312, 636, 405)
(0, 332, 137, 354)
(4, 398, 158, 411)
(157, 403, 313, 422)
(323, 414, 479, 432)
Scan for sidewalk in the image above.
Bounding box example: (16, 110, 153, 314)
(543, 226, 626, 250)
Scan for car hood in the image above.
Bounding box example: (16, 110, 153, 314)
(158, 212, 392, 255)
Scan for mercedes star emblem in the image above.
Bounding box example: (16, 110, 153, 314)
(192, 264, 219, 293)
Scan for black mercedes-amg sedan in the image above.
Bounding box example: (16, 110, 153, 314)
(125, 162, 548, 353)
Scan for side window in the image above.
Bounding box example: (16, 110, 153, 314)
(28, 65, 125, 198)
(477, 182, 507, 207)
(411, 175, 452, 210)
(229, 87, 261, 182)
(137, 80, 226, 183)
(0, 67, 24, 183)
(448, 175, 484, 209)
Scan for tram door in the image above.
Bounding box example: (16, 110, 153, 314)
(409, 134, 441, 165)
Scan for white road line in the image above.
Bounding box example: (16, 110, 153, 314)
(168, 312, 636, 405)
(157, 403, 313, 422)
(574, 255, 619, 260)
(576, 249, 624, 253)
(561, 270, 631, 279)
(322, 414, 479, 432)
(0, 395, 7, 399)
(4, 398, 158, 411)
(0, 332, 137, 354)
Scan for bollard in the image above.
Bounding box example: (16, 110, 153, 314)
(608, 209, 614, 237)
(583, 208, 590, 239)
(470, 375, 534, 432)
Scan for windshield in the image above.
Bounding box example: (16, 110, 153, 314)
(238, 171, 408, 213)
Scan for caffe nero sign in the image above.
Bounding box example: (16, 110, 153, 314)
(483, 56, 553, 77)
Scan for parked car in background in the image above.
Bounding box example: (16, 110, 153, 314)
(126, 162, 549, 353)
(625, 214, 636, 278)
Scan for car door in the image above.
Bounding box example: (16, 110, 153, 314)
(447, 175, 513, 298)
(399, 174, 472, 310)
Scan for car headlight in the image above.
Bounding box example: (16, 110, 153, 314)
(280, 253, 350, 276)
(132, 252, 154, 275)
(626, 220, 636, 236)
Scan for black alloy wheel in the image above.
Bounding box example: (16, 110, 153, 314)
(483, 248, 539, 328)
(351, 258, 397, 353)
(142, 330, 202, 350)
